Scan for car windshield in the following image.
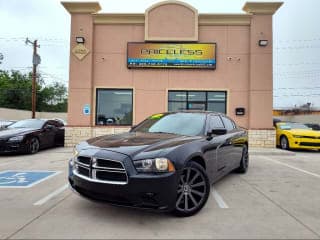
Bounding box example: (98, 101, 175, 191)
(132, 113, 206, 136)
(279, 123, 310, 130)
(7, 119, 45, 129)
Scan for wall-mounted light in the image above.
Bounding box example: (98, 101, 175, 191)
(76, 37, 85, 44)
(258, 40, 268, 47)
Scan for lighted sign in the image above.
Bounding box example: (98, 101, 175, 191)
(127, 43, 216, 69)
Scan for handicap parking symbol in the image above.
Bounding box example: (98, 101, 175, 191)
(0, 171, 60, 188)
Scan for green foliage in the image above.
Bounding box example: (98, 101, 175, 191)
(0, 70, 68, 112)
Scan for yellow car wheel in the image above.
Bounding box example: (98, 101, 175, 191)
(280, 136, 290, 150)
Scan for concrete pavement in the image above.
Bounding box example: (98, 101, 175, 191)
(0, 147, 320, 239)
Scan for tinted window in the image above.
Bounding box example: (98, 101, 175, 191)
(133, 113, 206, 136)
(168, 91, 187, 101)
(208, 115, 224, 130)
(188, 92, 206, 101)
(168, 102, 187, 112)
(96, 89, 133, 125)
(50, 121, 63, 128)
(168, 90, 227, 113)
(221, 117, 235, 131)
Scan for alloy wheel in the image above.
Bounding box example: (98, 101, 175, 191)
(176, 166, 207, 212)
(29, 138, 39, 154)
(280, 136, 288, 149)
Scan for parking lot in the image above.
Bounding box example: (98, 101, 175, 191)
(0, 148, 320, 239)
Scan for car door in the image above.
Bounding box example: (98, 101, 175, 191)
(204, 114, 229, 177)
(52, 120, 65, 146)
(41, 121, 57, 147)
(220, 116, 243, 170)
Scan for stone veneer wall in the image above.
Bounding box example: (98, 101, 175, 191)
(65, 127, 131, 147)
(248, 129, 276, 148)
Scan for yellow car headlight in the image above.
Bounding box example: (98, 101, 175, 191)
(293, 135, 303, 138)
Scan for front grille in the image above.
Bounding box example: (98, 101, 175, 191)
(77, 156, 91, 166)
(300, 142, 320, 147)
(95, 170, 127, 182)
(96, 158, 123, 169)
(78, 165, 90, 177)
(74, 156, 128, 185)
(301, 136, 320, 139)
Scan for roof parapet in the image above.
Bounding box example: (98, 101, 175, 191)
(61, 2, 101, 14)
(243, 2, 283, 15)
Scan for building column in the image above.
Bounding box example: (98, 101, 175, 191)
(62, 2, 101, 146)
(243, 2, 283, 148)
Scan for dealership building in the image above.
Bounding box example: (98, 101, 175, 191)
(62, 0, 283, 148)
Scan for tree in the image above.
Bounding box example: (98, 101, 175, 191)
(0, 70, 68, 112)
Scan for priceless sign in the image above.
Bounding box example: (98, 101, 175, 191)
(127, 43, 216, 69)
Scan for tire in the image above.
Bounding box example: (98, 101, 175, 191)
(172, 161, 210, 217)
(280, 136, 290, 150)
(28, 137, 40, 154)
(235, 144, 249, 173)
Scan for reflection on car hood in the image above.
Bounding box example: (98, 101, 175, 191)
(0, 128, 37, 139)
(86, 132, 201, 158)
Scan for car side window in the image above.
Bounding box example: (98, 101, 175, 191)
(221, 117, 235, 132)
(52, 120, 63, 128)
(44, 121, 56, 129)
(208, 115, 224, 131)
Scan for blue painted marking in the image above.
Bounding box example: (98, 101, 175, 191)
(0, 171, 59, 188)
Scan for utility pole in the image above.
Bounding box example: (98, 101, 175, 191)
(26, 38, 40, 118)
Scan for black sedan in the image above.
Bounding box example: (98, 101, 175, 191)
(69, 111, 248, 217)
(0, 119, 65, 154)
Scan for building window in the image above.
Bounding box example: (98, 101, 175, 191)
(168, 90, 227, 113)
(96, 89, 133, 126)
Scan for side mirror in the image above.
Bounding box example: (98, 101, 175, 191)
(206, 128, 227, 140)
(212, 128, 227, 135)
(44, 125, 54, 130)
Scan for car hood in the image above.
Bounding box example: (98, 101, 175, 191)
(0, 128, 37, 139)
(85, 132, 202, 158)
(284, 129, 320, 137)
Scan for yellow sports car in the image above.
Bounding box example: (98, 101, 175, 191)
(276, 122, 320, 150)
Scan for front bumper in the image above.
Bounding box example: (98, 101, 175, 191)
(289, 137, 320, 150)
(0, 140, 27, 153)
(68, 155, 179, 212)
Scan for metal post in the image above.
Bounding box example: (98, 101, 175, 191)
(31, 40, 37, 119)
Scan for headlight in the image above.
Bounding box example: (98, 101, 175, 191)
(293, 135, 303, 138)
(71, 146, 79, 167)
(73, 146, 79, 158)
(8, 135, 24, 142)
(134, 158, 175, 173)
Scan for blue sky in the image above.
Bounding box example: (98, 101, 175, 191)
(0, 0, 320, 109)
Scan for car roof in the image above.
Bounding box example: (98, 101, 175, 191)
(161, 110, 227, 116)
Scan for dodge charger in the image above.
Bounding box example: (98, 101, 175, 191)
(69, 111, 248, 216)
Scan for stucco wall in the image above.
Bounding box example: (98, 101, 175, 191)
(92, 24, 251, 128)
(0, 108, 67, 121)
